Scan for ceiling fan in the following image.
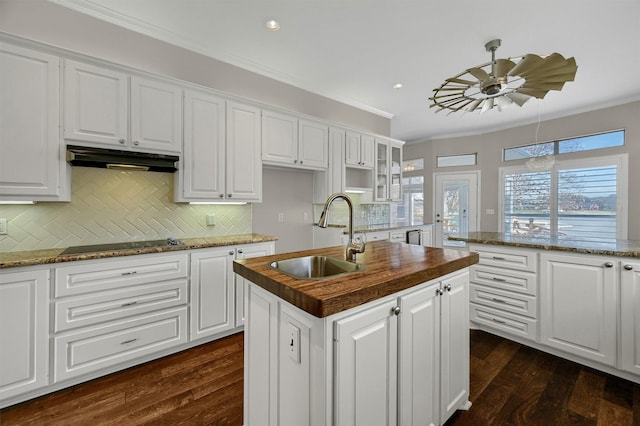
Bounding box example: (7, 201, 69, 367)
(429, 39, 577, 114)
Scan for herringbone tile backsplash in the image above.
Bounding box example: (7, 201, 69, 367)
(0, 167, 252, 252)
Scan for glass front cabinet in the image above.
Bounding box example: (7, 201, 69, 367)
(374, 138, 403, 202)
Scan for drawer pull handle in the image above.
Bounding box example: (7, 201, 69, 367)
(492, 256, 506, 260)
(492, 318, 507, 324)
(604, 262, 614, 268)
(492, 298, 507, 303)
(121, 301, 138, 307)
(121, 338, 138, 345)
(492, 277, 507, 282)
(121, 271, 137, 276)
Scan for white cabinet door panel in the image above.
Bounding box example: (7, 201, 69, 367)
(226, 101, 262, 201)
(64, 59, 128, 146)
(335, 299, 398, 426)
(0, 269, 49, 401)
(540, 254, 616, 366)
(621, 260, 640, 375)
(1, 43, 64, 200)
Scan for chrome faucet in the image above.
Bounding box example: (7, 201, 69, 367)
(317, 193, 365, 262)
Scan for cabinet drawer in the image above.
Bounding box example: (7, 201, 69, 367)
(54, 279, 188, 332)
(470, 265, 537, 296)
(470, 303, 537, 342)
(470, 284, 537, 318)
(470, 245, 537, 272)
(389, 231, 405, 242)
(366, 231, 389, 242)
(54, 307, 187, 382)
(55, 253, 188, 297)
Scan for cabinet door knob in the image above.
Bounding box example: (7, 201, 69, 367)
(228, 194, 232, 198)
(604, 262, 614, 268)
(229, 251, 235, 255)
(445, 283, 452, 292)
(238, 249, 243, 254)
(392, 306, 401, 316)
(219, 194, 225, 198)
(625, 264, 634, 271)
(299, 160, 303, 164)
(119, 138, 126, 144)
(133, 140, 139, 146)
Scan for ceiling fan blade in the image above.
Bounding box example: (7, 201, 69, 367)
(466, 98, 483, 112)
(519, 55, 577, 79)
(494, 59, 516, 78)
(429, 92, 467, 101)
(524, 72, 577, 84)
(433, 87, 468, 92)
(480, 98, 494, 113)
(508, 54, 544, 77)
(445, 77, 477, 86)
(449, 99, 475, 113)
(521, 81, 566, 91)
(515, 88, 550, 99)
(504, 92, 531, 106)
(467, 67, 491, 83)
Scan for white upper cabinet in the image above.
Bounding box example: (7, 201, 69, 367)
(345, 132, 374, 168)
(0, 42, 70, 202)
(177, 89, 226, 200)
(226, 101, 262, 201)
(64, 59, 181, 154)
(298, 119, 329, 169)
(262, 110, 328, 170)
(176, 92, 261, 202)
(374, 138, 403, 202)
(130, 76, 182, 153)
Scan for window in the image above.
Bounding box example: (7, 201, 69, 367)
(500, 155, 628, 240)
(437, 153, 477, 168)
(503, 130, 624, 161)
(396, 176, 424, 224)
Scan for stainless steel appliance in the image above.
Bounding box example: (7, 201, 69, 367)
(406, 229, 422, 245)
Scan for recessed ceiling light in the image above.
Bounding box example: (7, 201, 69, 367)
(265, 19, 280, 31)
(393, 83, 403, 90)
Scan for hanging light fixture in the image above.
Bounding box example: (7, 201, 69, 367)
(429, 39, 577, 114)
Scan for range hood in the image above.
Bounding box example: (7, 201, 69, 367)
(66, 145, 179, 173)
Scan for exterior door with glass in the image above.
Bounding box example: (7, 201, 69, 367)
(434, 172, 479, 247)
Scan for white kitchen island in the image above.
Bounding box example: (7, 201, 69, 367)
(233, 241, 479, 426)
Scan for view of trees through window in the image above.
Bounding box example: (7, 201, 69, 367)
(503, 164, 620, 240)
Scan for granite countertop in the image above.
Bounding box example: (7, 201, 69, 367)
(449, 232, 640, 258)
(0, 234, 278, 269)
(233, 240, 478, 318)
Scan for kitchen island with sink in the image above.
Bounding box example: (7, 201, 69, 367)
(233, 241, 478, 426)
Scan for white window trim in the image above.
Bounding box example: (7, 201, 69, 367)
(498, 153, 628, 239)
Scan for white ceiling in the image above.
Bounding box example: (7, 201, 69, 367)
(54, 0, 640, 142)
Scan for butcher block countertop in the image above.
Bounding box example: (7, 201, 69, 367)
(0, 234, 277, 269)
(233, 240, 479, 318)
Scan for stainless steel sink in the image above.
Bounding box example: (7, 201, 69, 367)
(269, 256, 365, 279)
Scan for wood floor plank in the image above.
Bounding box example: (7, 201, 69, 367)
(569, 368, 607, 421)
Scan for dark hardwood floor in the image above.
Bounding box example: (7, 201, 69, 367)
(1, 330, 639, 425)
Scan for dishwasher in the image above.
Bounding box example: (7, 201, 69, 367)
(406, 229, 423, 245)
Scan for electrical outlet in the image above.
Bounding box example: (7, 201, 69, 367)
(287, 322, 301, 364)
(303, 212, 309, 222)
(278, 213, 285, 223)
(206, 214, 215, 226)
(0, 218, 7, 235)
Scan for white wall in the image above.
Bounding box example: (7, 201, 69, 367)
(404, 101, 640, 239)
(253, 168, 314, 253)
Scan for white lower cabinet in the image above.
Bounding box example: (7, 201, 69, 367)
(245, 269, 470, 426)
(539, 253, 617, 366)
(190, 242, 276, 341)
(235, 242, 275, 327)
(53, 253, 189, 382)
(0, 268, 49, 404)
(619, 260, 640, 375)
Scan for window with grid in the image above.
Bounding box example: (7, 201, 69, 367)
(500, 155, 627, 240)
